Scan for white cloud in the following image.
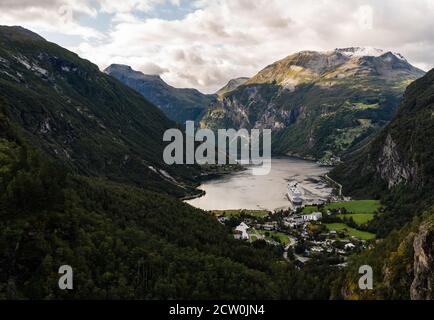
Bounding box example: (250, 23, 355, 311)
(0, 0, 102, 39)
(96, 0, 181, 14)
(355, 5, 374, 30)
(2, 0, 434, 92)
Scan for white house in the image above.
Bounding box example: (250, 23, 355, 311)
(283, 217, 304, 227)
(261, 224, 275, 231)
(301, 212, 323, 222)
(311, 246, 324, 253)
(345, 243, 356, 250)
(235, 222, 250, 240)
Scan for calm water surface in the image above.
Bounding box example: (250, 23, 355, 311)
(186, 157, 333, 211)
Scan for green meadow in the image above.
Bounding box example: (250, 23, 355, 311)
(325, 223, 375, 240)
(250, 229, 290, 246)
(336, 213, 375, 225)
(326, 200, 381, 214)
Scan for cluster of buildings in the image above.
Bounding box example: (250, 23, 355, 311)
(227, 209, 366, 268)
(283, 212, 323, 227)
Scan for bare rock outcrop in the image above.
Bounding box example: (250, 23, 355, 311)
(377, 134, 417, 189)
(411, 221, 434, 300)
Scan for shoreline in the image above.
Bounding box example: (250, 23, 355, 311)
(185, 157, 338, 211)
(323, 174, 344, 198)
(181, 189, 206, 201)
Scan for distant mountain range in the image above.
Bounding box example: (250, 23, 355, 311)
(200, 47, 425, 160)
(104, 48, 425, 164)
(104, 64, 216, 124)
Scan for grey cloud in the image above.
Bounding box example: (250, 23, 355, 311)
(172, 49, 205, 65)
(139, 62, 169, 75)
(0, 0, 62, 9)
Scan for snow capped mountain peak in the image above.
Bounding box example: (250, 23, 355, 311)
(335, 47, 385, 57)
(334, 47, 407, 62)
(390, 52, 407, 61)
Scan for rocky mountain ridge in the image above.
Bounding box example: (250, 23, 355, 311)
(216, 77, 249, 98)
(201, 47, 425, 160)
(105, 64, 216, 124)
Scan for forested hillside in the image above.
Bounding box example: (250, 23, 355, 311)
(331, 68, 434, 236)
(332, 206, 434, 300)
(0, 26, 338, 300)
(330, 69, 434, 299)
(0, 106, 338, 299)
(0, 26, 200, 198)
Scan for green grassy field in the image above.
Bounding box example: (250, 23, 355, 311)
(326, 200, 381, 214)
(212, 210, 269, 218)
(303, 200, 381, 215)
(325, 223, 375, 240)
(302, 206, 320, 213)
(336, 213, 375, 225)
(352, 102, 380, 110)
(253, 229, 290, 245)
(249, 235, 258, 241)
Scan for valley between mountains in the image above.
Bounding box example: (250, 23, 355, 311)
(0, 26, 433, 300)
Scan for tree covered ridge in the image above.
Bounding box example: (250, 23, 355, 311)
(330, 68, 434, 236)
(329, 69, 434, 298)
(0, 26, 200, 198)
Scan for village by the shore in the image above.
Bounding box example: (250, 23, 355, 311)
(213, 179, 380, 269)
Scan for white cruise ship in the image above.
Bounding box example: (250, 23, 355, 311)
(287, 182, 304, 207)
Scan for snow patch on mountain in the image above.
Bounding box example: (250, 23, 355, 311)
(14, 55, 32, 69)
(13, 54, 49, 76)
(333, 47, 407, 61)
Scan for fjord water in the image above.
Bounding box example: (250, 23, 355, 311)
(186, 157, 333, 211)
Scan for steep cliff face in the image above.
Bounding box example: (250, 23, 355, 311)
(201, 48, 425, 160)
(330, 67, 434, 239)
(330, 69, 434, 299)
(331, 67, 434, 198)
(411, 220, 434, 300)
(377, 134, 418, 188)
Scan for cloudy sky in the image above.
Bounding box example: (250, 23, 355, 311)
(1, 0, 434, 93)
